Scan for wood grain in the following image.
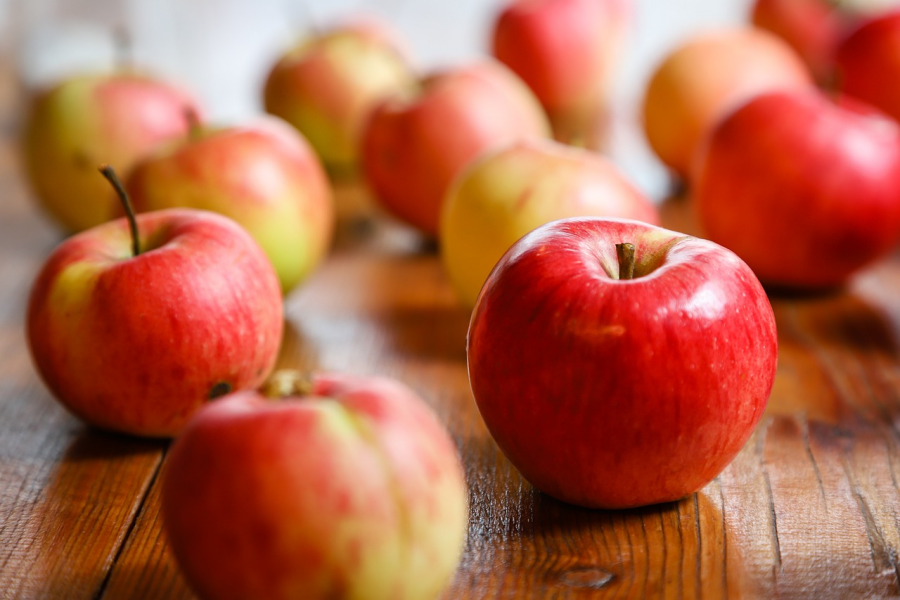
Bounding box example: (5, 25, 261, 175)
(4, 90, 900, 600)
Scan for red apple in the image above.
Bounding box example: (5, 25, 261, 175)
(441, 138, 658, 307)
(492, 0, 630, 146)
(126, 116, 334, 294)
(642, 27, 813, 179)
(835, 10, 900, 124)
(27, 173, 283, 437)
(361, 60, 551, 237)
(467, 217, 777, 509)
(22, 72, 201, 232)
(162, 371, 468, 600)
(263, 18, 418, 174)
(751, 0, 844, 82)
(694, 90, 900, 289)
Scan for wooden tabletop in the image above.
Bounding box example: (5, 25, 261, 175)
(5, 61, 900, 600)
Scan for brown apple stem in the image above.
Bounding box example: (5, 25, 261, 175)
(262, 370, 314, 399)
(112, 25, 132, 70)
(99, 165, 140, 257)
(184, 106, 202, 140)
(616, 242, 635, 280)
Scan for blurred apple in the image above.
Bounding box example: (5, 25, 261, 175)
(642, 28, 813, 180)
(22, 72, 201, 233)
(751, 0, 844, 82)
(163, 371, 467, 600)
(694, 90, 900, 289)
(835, 10, 900, 123)
(441, 138, 658, 307)
(492, 0, 630, 147)
(126, 116, 334, 294)
(361, 60, 551, 237)
(263, 18, 418, 175)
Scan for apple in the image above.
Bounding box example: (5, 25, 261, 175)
(263, 18, 418, 175)
(441, 138, 659, 307)
(361, 60, 551, 237)
(491, 0, 630, 147)
(835, 10, 900, 124)
(642, 27, 813, 180)
(125, 116, 334, 294)
(162, 371, 468, 600)
(22, 72, 201, 233)
(694, 90, 900, 289)
(467, 217, 777, 509)
(27, 168, 283, 437)
(751, 0, 844, 82)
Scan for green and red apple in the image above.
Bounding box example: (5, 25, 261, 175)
(22, 72, 201, 232)
(126, 116, 334, 294)
(263, 18, 418, 174)
(361, 60, 551, 237)
(27, 173, 283, 437)
(441, 138, 658, 307)
(163, 372, 468, 600)
(467, 217, 777, 509)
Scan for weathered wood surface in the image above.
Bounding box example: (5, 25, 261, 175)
(4, 70, 900, 600)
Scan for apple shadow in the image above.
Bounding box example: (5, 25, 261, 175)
(377, 304, 469, 363)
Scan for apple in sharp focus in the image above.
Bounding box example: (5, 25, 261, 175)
(835, 10, 900, 124)
(694, 89, 900, 289)
(492, 0, 631, 147)
(642, 27, 813, 180)
(27, 180, 283, 437)
(467, 217, 777, 509)
(441, 138, 658, 307)
(361, 59, 551, 237)
(263, 18, 418, 175)
(22, 72, 201, 232)
(162, 371, 468, 600)
(126, 116, 334, 294)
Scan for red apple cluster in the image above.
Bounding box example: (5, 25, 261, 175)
(35, 0, 900, 596)
(643, 1, 900, 291)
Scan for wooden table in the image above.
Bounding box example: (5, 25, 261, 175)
(5, 79, 900, 600)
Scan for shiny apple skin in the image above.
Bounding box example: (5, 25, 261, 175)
(27, 209, 283, 437)
(695, 90, 900, 289)
(467, 217, 777, 509)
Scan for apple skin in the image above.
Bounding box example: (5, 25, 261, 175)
(694, 90, 900, 290)
(162, 373, 468, 600)
(467, 217, 777, 509)
(642, 27, 813, 179)
(125, 117, 334, 294)
(491, 0, 630, 146)
(27, 209, 284, 438)
(835, 10, 900, 124)
(751, 0, 844, 83)
(441, 138, 659, 307)
(361, 60, 551, 237)
(263, 19, 418, 173)
(22, 72, 201, 233)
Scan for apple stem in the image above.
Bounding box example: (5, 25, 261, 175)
(112, 25, 132, 71)
(99, 165, 141, 257)
(262, 370, 314, 399)
(616, 242, 635, 280)
(184, 106, 202, 141)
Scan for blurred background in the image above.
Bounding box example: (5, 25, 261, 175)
(0, 0, 768, 202)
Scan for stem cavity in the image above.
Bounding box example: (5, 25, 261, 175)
(262, 370, 314, 399)
(99, 165, 140, 257)
(616, 242, 635, 280)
